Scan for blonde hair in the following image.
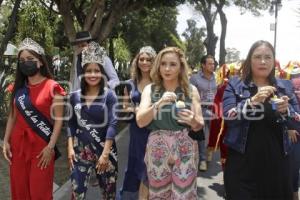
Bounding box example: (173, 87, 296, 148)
(150, 47, 190, 97)
(130, 50, 156, 83)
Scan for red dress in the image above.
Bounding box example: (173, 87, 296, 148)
(9, 79, 65, 200)
(207, 82, 228, 169)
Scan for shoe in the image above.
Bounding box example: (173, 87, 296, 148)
(199, 161, 207, 171)
(207, 150, 213, 162)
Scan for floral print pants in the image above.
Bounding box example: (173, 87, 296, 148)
(70, 136, 117, 200)
(145, 129, 199, 200)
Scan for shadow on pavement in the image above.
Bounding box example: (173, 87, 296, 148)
(197, 151, 225, 199)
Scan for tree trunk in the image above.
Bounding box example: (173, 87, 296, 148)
(200, 2, 218, 59)
(53, 0, 145, 83)
(0, 0, 22, 71)
(218, 8, 227, 66)
(55, 0, 76, 41)
(204, 21, 218, 58)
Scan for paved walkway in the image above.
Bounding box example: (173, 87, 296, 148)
(54, 126, 131, 200)
(3, 125, 299, 200)
(53, 126, 225, 200)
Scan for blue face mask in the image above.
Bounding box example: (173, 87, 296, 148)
(19, 61, 39, 76)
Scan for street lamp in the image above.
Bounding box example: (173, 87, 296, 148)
(269, 0, 282, 56)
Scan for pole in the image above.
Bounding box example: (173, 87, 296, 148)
(274, 0, 278, 56)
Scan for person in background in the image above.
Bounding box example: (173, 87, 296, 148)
(119, 46, 156, 200)
(223, 40, 299, 199)
(288, 67, 300, 200)
(71, 31, 119, 90)
(207, 62, 242, 169)
(67, 42, 118, 199)
(2, 38, 65, 200)
(190, 54, 217, 171)
(136, 47, 204, 199)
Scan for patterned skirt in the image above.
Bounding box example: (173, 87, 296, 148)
(145, 129, 199, 200)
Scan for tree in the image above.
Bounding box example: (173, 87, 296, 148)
(182, 19, 206, 68)
(225, 47, 240, 63)
(16, 0, 59, 53)
(52, 0, 185, 44)
(233, 0, 272, 16)
(189, 0, 218, 59)
(213, 0, 227, 66)
(0, 0, 22, 70)
(0, 0, 69, 67)
(113, 35, 131, 63)
(118, 6, 181, 55)
(50, 0, 185, 82)
(189, 0, 273, 66)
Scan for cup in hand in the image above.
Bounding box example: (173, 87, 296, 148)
(270, 97, 284, 110)
(175, 100, 186, 114)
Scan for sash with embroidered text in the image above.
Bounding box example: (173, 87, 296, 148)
(15, 86, 61, 160)
(72, 91, 118, 166)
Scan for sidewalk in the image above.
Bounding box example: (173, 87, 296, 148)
(53, 126, 225, 200)
(54, 126, 130, 200)
(0, 125, 225, 200)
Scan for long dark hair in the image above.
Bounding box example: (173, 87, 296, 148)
(80, 63, 107, 97)
(241, 40, 276, 84)
(10, 49, 53, 108)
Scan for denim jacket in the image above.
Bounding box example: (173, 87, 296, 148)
(222, 76, 300, 155)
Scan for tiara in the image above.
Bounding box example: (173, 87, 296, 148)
(139, 46, 156, 58)
(81, 41, 106, 67)
(18, 38, 45, 55)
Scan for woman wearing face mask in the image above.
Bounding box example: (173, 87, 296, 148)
(2, 38, 65, 200)
(136, 47, 204, 199)
(67, 42, 118, 199)
(223, 40, 300, 199)
(119, 46, 156, 199)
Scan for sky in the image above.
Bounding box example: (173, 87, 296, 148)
(176, 0, 300, 66)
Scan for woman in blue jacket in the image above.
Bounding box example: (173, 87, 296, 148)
(222, 40, 299, 199)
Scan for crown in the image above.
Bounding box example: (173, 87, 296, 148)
(81, 41, 106, 67)
(18, 38, 45, 55)
(139, 46, 156, 58)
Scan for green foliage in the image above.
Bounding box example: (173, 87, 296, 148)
(113, 36, 131, 63)
(15, 0, 72, 83)
(118, 6, 181, 55)
(225, 47, 240, 63)
(0, 71, 11, 120)
(0, 2, 14, 41)
(182, 19, 206, 69)
(145, 0, 186, 8)
(169, 33, 186, 51)
(233, 0, 272, 16)
(16, 0, 57, 54)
